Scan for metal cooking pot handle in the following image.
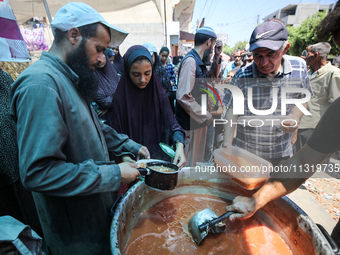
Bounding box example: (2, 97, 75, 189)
(110, 195, 123, 217)
(198, 211, 235, 232)
(137, 168, 150, 176)
(316, 224, 339, 254)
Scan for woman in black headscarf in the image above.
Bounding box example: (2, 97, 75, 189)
(143, 43, 176, 112)
(112, 46, 124, 74)
(110, 45, 186, 167)
(93, 51, 120, 127)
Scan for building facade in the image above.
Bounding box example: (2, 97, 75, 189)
(263, 3, 336, 27)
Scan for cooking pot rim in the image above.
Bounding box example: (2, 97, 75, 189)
(111, 168, 335, 255)
(146, 161, 179, 174)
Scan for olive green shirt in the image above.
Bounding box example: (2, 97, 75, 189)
(300, 62, 340, 129)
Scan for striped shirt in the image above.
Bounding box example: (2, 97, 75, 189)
(165, 63, 177, 87)
(223, 55, 312, 159)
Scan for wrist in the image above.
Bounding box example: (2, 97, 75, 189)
(252, 193, 265, 212)
(213, 54, 221, 63)
(175, 140, 184, 148)
(288, 112, 300, 120)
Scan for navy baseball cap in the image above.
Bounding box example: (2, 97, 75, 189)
(249, 20, 288, 51)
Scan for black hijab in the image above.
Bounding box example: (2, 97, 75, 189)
(93, 53, 120, 127)
(113, 47, 124, 74)
(111, 45, 183, 160)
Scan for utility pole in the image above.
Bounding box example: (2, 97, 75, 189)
(257, 14, 260, 25)
(217, 23, 228, 45)
(164, 0, 167, 46)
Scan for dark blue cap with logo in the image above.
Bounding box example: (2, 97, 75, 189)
(249, 20, 288, 51)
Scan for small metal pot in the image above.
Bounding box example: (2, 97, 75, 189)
(138, 161, 179, 191)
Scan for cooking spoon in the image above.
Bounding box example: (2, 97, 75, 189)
(188, 208, 235, 246)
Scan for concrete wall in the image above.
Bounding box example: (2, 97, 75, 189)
(42, 1, 184, 57)
(293, 4, 321, 27)
(111, 22, 165, 55)
(101, 1, 180, 55)
(264, 3, 332, 28)
(113, 21, 180, 56)
(174, 0, 195, 31)
(101, 1, 162, 24)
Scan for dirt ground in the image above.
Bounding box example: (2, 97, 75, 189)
(302, 155, 340, 221)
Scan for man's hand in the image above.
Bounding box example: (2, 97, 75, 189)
(214, 39, 223, 56)
(291, 130, 298, 145)
(137, 146, 150, 159)
(173, 142, 186, 168)
(281, 115, 299, 133)
(122, 155, 136, 163)
(119, 162, 140, 184)
(281, 104, 306, 133)
(225, 196, 257, 220)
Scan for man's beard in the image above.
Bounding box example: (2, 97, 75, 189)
(235, 59, 242, 66)
(202, 45, 212, 66)
(66, 40, 98, 104)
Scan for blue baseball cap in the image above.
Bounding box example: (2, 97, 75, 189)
(249, 20, 287, 51)
(105, 48, 115, 58)
(143, 42, 158, 55)
(51, 2, 128, 48)
(196, 26, 217, 39)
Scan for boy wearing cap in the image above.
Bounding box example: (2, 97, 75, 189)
(223, 20, 312, 166)
(10, 3, 149, 254)
(175, 26, 222, 166)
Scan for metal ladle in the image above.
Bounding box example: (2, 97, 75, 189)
(188, 208, 235, 246)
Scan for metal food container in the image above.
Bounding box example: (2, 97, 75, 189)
(110, 167, 334, 254)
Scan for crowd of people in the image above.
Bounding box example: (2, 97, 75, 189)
(1, 0, 340, 254)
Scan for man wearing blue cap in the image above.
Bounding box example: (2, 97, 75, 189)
(223, 20, 312, 167)
(10, 2, 149, 254)
(176, 26, 222, 166)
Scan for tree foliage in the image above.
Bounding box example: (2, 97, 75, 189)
(287, 11, 339, 56)
(223, 44, 232, 56)
(223, 40, 248, 56)
(233, 41, 248, 52)
(223, 12, 340, 58)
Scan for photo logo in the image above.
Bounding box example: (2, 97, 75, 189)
(199, 82, 222, 115)
(199, 82, 312, 128)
